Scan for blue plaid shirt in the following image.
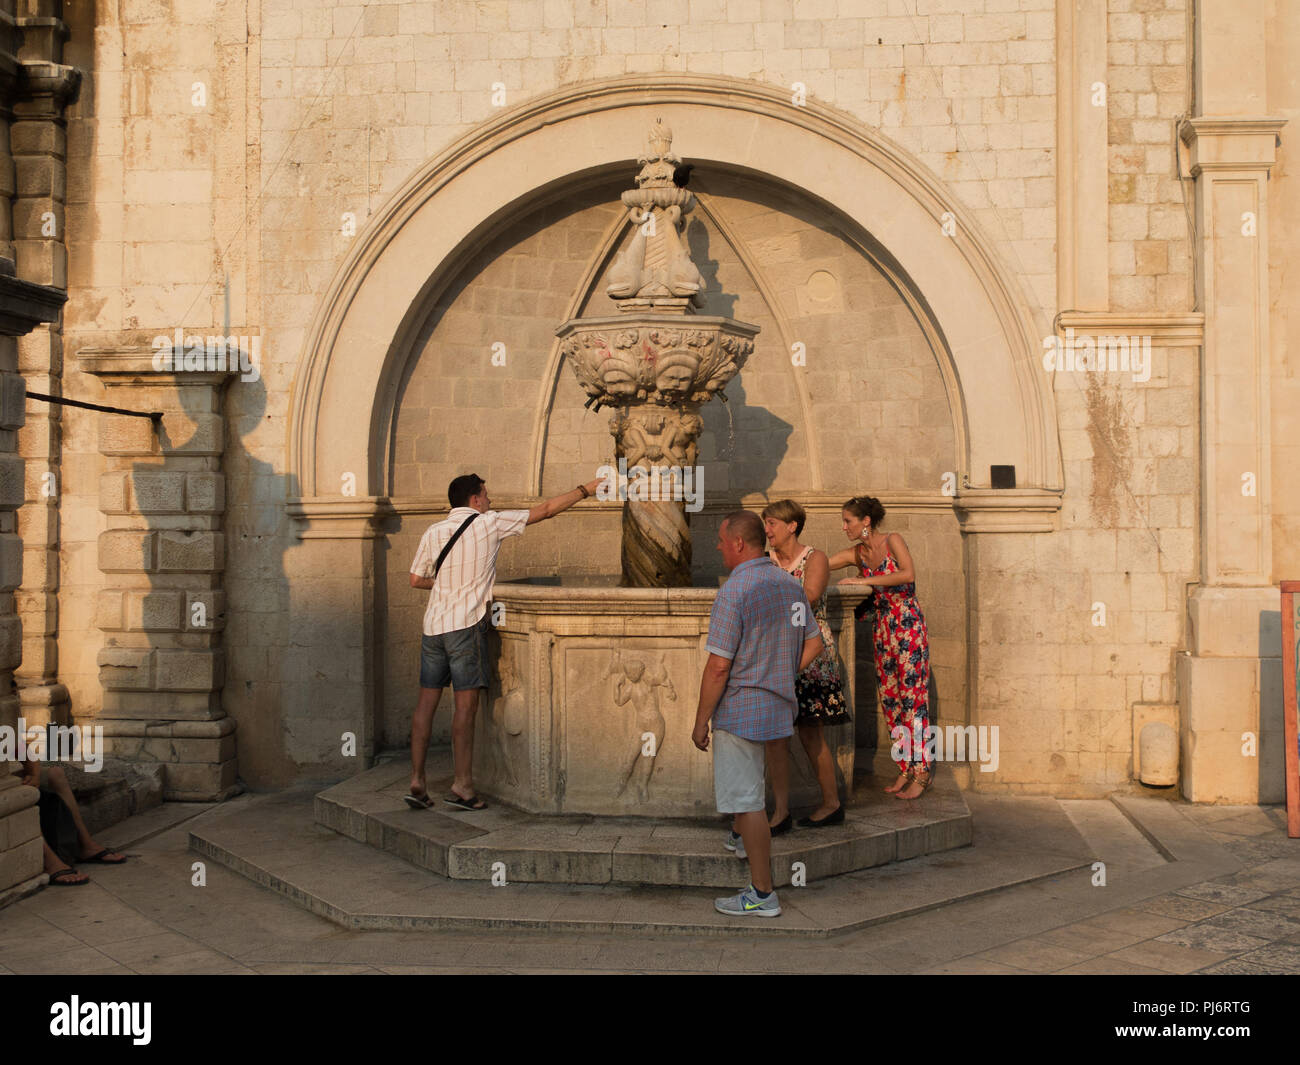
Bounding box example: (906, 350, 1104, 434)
(706, 557, 820, 741)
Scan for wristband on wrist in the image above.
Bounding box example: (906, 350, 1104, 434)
(577, 484, 590, 499)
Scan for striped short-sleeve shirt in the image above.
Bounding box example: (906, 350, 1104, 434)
(706, 556, 820, 741)
(411, 507, 529, 635)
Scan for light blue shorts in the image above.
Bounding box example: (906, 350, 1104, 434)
(712, 728, 766, 814)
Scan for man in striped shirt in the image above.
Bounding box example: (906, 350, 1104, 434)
(693, 510, 824, 917)
(407, 472, 602, 811)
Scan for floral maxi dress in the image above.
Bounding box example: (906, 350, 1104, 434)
(773, 546, 851, 726)
(856, 543, 931, 771)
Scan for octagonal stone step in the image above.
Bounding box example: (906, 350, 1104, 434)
(313, 754, 971, 889)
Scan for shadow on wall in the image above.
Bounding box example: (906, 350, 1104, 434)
(691, 372, 794, 580)
(128, 366, 300, 791)
(687, 216, 738, 319)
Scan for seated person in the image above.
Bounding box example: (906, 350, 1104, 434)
(16, 759, 127, 886)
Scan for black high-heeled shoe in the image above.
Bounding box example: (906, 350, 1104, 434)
(797, 806, 845, 828)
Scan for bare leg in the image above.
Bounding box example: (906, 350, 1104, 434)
(618, 751, 636, 797)
(765, 738, 789, 827)
(450, 687, 481, 799)
(735, 810, 772, 893)
(409, 686, 443, 796)
(44, 767, 122, 861)
(633, 756, 653, 803)
(797, 722, 841, 818)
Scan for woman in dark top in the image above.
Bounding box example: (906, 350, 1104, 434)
(762, 500, 851, 830)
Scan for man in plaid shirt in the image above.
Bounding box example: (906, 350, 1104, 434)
(693, 510, 824, 917)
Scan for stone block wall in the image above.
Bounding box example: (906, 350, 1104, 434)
(80, 355, 238, 800)
(1104, 0, 1192, 311)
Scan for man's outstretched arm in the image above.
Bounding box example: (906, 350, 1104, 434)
(527, 478, 604, 525)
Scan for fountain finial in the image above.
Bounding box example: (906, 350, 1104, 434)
(606, 120, 703, 311)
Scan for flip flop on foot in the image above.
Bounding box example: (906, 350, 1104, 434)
(48, 868, 88, 887)
(79, 849, 127, 864)
(443, 793, 488, 811)
(403, 791, 437, 810)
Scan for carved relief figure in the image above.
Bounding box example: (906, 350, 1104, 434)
(483, 639, 525, 787)
(611, 651, 675, 802)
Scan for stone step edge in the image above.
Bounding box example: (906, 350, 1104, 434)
(189, 825, 1088, 940)
(313, 788, 973, 887)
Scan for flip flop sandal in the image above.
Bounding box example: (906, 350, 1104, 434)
(443, 793, 488, 811)
(403, 792, 437, 810)
(49, 868, 88, 887)
(80, 849, 127, 864)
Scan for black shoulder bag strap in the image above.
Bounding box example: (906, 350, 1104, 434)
(432, 513, 479, 582)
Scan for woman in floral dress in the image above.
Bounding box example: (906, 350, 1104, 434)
(829, 495, 933, 800)
(762, 500, 852, 830)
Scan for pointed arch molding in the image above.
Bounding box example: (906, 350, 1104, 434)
(288, 74, 1063, 512)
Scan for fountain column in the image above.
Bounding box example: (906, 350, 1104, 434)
(558, 119, 756, 587)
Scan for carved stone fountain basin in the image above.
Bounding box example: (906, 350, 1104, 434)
(558, 315, 758, 409)
(476, 581, 859, 818)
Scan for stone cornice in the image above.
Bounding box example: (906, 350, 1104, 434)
(953, 487, 1064, 533)
(386, 491, 959, 519)
(1178, 116, 1286, 174)
(287, 496, 394, 540)
(292, 487, 1066, 540)
(0, 268, 65, 336)
(1056, 312, 1205, 346)
(77, 346, 243, 388)
(16, 60, 81, 113)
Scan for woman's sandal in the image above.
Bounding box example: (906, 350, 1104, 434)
(895, 767, 933, 800)
(884, 769, 913, 794)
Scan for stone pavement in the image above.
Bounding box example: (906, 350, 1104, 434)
(2, 787, 1299, 974)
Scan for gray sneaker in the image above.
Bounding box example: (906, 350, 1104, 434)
(714, 884, 781, 918)
(723, 830, 746, 860)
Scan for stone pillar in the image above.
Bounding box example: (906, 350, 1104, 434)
(12, 0, 79, 732)
(1177, 0, 1287, 801)
(1056, 0, 1109, 313)
(0, 263, 63, 903)
(284, 498, 387, 776)
(78, 349, 239, 801)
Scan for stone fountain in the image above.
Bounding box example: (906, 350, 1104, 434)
(478, 122, 856, 817)
(206, 122, 970, 907)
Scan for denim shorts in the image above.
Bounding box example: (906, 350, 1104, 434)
(420, 614, 491, 691)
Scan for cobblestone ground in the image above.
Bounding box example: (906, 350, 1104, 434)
(1, 797, 1297, 975)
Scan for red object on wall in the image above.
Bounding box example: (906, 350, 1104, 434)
(1282, 582, 1300, 838)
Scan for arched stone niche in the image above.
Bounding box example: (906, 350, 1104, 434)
(289, 74, 1063, 509)
(280, 74, 1064, 779)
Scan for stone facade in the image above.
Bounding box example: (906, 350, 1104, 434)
(0, 0, 1277, 813)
